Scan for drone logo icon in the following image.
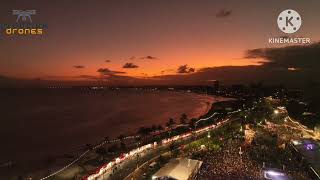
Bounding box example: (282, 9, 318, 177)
(12, 10, 36, 23)
(0, 9, 47, 36)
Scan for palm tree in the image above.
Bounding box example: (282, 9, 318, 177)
(180, 113, 188, 124)
(104, 136, 110, 143)
(138, 126, 151, 136)
(166, 118, 176, 128)
(157, 125, 164, 131)
(189, 118, 197, 129)
(118, 134, 125, 141)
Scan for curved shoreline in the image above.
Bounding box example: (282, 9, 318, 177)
(2, 92, 232, 179)
(0, 91, 215, 162)
(41, 95, 234, 179)
(82, 102, 236, 180)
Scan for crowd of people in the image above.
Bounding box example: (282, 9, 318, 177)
(193, 122, 312, 180)
(248, 128, 311, 179)
(195, 139, 263, 180)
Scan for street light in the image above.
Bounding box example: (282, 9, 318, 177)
(274, 109, 279, 114)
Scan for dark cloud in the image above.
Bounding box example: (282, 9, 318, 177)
(152, 65, 305, 86)
(140, 56, 158, 60)
(216, 9, 232, 18)
(97, 68, 126, 76)
(73, 65, 85, 69)
(177, 65, 195, 74)
(245, 42, 320, 69)
(105, 60, 111, 62)
(147, 42, 320, 86)
(123, 62, 139, 68)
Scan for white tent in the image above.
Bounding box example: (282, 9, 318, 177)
(152, 158, 202, 180)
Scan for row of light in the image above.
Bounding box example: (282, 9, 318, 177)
(162, 121, 229, 145)
(40, 150, 90, 180)
(85, 119, 229, 179)
(39, 134, 140, 180)
(85, 142, 156, 180)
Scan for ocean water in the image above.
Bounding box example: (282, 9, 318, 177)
(0, 89, 223, 163)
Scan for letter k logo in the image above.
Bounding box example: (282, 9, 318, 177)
(277, 9, 302, 34)
(286, 16, 293, 27)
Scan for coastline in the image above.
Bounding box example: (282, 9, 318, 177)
(52, 95, 236, 179)
(80, 95, 237, 180)
(1, 91, 226, 179)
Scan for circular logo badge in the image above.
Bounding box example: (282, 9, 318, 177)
(277, 9, 301, 34)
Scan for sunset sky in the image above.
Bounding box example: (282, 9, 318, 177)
(1, 0, 320, 86)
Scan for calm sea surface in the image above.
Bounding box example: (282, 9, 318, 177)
(0, 89, 225, 163)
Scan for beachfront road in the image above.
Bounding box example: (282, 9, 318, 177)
(97, 113, 240, 180)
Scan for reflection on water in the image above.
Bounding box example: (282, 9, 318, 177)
(0, 89, 224, 163)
